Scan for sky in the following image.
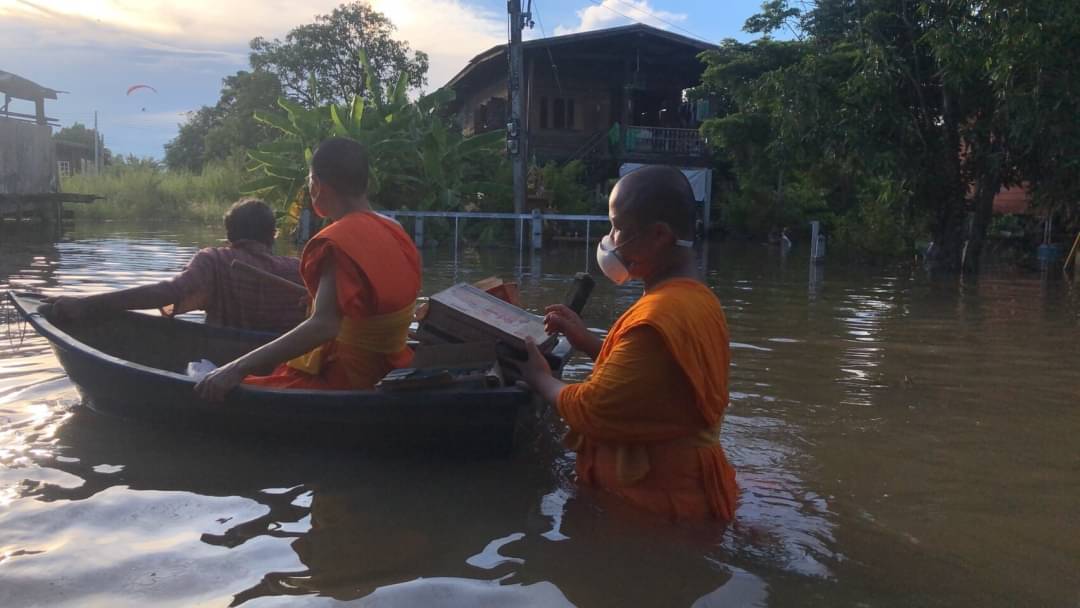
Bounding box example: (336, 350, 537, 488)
(1, 0, 767, 159)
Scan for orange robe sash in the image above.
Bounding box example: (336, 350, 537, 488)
(246, 211, 421, 390)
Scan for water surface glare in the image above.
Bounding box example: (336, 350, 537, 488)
(1, 223, 1078, 607)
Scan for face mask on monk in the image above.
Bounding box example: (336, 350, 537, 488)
(596, 229, 694, 285)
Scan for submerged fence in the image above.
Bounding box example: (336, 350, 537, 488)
(295, 208, 712, 277)
(375, 209, 611, 275)
(377, 209, 610, 250)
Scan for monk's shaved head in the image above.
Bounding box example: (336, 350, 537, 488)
(612, 165, 697, 240)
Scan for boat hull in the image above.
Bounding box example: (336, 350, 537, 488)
(9, 292, 560, 456)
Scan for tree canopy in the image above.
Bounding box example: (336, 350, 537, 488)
(165, 2, 429, 172)
(699, 0, 1080, 270)
(165, 70, 282, 172)
(249, 1, 429, 107)
(53, 122, 109, 159)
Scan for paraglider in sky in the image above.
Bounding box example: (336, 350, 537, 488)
(126, 84, 158, 96)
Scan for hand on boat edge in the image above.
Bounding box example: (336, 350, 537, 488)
(42, 296, 93, 321)
(194, 362, 245, 402)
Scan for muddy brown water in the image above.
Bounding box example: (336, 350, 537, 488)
(1, 222, 1077, 607)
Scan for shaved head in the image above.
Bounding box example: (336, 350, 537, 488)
(612, 165, 697, 240)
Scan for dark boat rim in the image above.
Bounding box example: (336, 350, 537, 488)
(5, 290, 535, 400)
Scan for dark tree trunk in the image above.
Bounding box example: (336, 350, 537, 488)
(930, 86, 967, 271)
(963, 137, 1003, 274)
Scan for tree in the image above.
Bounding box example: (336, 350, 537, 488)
(53, 122, 110, 163)
(244, 52, 505, 237)
(165, 70, 282, 172)
(249, 2, 429, 107)
(699, 0, 1080, 270)
(164, 107, 214, 172)
(982, 0, 1080, 231)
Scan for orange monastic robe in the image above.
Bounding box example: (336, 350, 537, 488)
(557, 279, 738, 521)
(245, 211, 421, 390)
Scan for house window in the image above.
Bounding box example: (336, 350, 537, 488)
(57, 161, 71, 178)
(473, 104, 487, 133)
(540, 96, 576, 130)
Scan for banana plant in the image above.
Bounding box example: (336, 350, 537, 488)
(243, 50, 506, 235)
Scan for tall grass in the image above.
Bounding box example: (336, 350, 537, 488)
(63, 159, 246, 223)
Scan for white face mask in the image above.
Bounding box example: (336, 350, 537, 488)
(596, 234, 632, 285)
(596, 232, 694, 285)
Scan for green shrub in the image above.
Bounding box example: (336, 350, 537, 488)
(62, 157, 245, 223)
(540, 160, 595, 214)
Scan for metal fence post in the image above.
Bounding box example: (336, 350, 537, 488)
(585, 220, 591, 270)
(531, 209, 543, 250)
(810, 220, 826, 263)
(414, 216, 424, 248)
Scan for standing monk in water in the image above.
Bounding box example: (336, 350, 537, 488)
(195, 137, 421, 400)
(520, 165, 737, 521)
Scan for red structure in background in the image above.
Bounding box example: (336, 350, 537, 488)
(993, 185, 1031, 215)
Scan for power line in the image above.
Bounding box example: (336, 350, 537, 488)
(531, 0, 564, 96)
(586, 0, 710, 43)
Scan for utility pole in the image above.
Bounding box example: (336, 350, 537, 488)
(507, 1, 532, 226)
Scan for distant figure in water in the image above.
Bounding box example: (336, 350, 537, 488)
(780, 226, 792, 252)
(195, 137, 421, 400)
(519, 165, 738, 522)
(47, 199, 306, 334)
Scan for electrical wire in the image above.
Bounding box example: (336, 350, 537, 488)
(586, 0, 710, 42)
(531, 0, 564, 96)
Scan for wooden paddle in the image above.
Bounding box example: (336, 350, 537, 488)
(563, 272, 595, 316)
(229, 259, 307, 295)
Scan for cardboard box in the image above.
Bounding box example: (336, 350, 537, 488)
(419, 283, 556, 352)
(471, 276, 521, 306)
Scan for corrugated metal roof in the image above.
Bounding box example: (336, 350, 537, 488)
(0, 70, 62, 101)
(446, 23, 716, 89)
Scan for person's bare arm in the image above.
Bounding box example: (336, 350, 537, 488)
(193, 260, 340, 401)
(46, 283, 178, 320)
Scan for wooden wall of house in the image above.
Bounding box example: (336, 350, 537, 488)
(526, 59, 619, 159)
(460, 78, 509, 135)
(0, 117, 55, 195)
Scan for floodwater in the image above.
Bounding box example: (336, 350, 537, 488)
(1, 222, 1077, 607)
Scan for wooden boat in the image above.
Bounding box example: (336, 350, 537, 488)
(7, 291, 570, 456)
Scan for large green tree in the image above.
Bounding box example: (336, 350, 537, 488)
(700, 0, 1080, 270)
(165, 70, 282, 172)
(249, 1, 429, 107)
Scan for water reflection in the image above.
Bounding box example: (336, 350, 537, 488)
(1, 223, 1078, 607)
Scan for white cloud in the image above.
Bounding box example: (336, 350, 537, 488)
(0, 0, 505, 156)
(0, 0, 502, 86)
(554, 0, 688, 36)
(370, 0, 504, 89)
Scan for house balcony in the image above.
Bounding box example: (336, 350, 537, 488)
(621, 126, 708, 159)
(530, 125, 710, 166)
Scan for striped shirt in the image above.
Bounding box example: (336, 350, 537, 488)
(161, 240, 307, 334)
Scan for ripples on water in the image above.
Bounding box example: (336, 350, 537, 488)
(1, 223, 1078, 607)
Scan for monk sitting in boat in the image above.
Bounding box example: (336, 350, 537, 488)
(519, 165, 738, 522)
(194, 137, 421, 400)
(46, 199, 306, 334)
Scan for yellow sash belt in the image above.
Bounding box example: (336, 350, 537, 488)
(566, 426, 721, 486)
(287, 304, 415, 376)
